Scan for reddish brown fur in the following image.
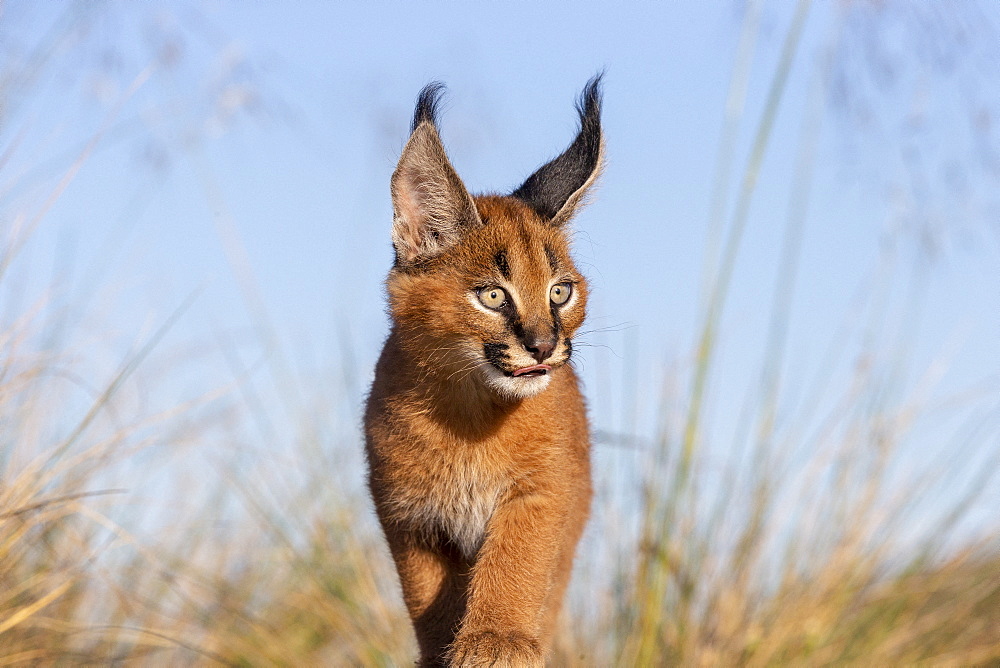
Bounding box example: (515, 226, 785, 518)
(366, 197, 593, 666)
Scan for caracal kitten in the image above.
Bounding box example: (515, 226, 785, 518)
(365, 76, 603, 667)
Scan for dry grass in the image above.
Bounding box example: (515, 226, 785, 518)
(2, 3, 999, 666)
(1, 286, 997, 666)
(0, 304, 411, 664)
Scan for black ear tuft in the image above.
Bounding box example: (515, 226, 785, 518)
(512, 73, 604, 226)
(576, 72, 604, 140)
(391, 81, 481, 267)
(412, 81, 446, 132)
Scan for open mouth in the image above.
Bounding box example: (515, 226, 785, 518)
(511, 364, 552, 378)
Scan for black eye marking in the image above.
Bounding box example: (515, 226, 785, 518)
(544, 245, 559, 273)
(494, 249, 510, 280)
(508, 313, 525, 341)
(549, 301, 563, 339)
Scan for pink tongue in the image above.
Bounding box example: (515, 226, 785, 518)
(513, 364, 552, 377)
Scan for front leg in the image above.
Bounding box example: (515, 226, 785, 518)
(384, 527, 471, 666)
(448, 491, 570, 668)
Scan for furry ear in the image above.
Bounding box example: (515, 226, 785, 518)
(512, 74, 604, 227)
(391, 83, 482, 267)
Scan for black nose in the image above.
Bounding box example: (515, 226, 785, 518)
(524, 337, 556, 364)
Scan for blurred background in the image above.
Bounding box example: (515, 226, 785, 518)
(1, 1, 998, 664)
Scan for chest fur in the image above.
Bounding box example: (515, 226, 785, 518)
(390, 446, 511, 557)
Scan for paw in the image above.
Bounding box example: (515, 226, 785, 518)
(447, 630, 543, 668)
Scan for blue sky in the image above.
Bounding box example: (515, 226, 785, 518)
(3, 2, 998, 513)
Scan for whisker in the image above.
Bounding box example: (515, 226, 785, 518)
(575, 321, 634, 337)
(571, 341, 620, 354)
(453, 362, 489, 384)
(443, 358, 488, 383)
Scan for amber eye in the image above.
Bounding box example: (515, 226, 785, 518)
(479, 287, 507, 309)
(550, 283, 572, 305)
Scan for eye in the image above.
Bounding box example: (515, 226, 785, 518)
(478, 287, 507, 309)
(549, 283, 572, 305)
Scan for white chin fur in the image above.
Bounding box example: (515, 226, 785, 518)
(479, 364, 552, 399)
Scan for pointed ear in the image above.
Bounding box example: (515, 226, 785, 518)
(391, 83, 481, 267)
(512, 74, 604, 227)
